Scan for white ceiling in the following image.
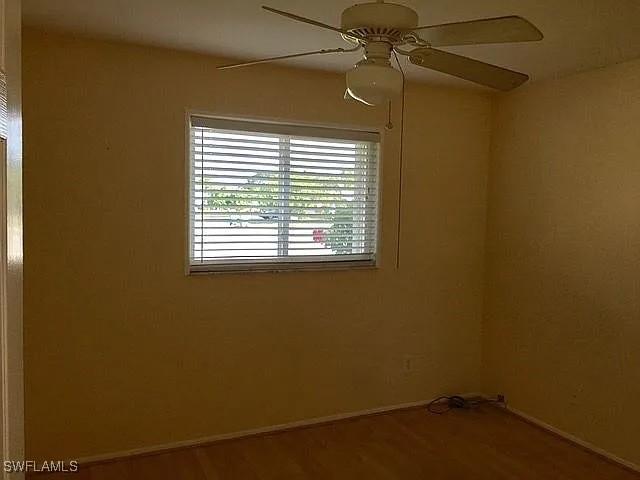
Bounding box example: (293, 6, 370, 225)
(23, 0, 640, 89)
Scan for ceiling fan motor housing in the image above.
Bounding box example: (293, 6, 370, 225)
(341, 2, 419, 44)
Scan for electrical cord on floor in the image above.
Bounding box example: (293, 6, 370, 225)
(427, 395, 506, 415)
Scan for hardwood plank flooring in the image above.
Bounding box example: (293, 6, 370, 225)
(31, 406, 640, 479)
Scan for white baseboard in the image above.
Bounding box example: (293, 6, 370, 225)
(506, 405, 640, 474)
(77, 398, 440, 466)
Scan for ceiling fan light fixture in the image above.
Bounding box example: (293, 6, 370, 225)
(221, 3, 543, 95)
(346, 60, 402, 107)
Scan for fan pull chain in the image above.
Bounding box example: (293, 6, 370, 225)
(386, 100, 394, 130)
(393, 50, 406, 270)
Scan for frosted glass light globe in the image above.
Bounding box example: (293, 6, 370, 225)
(346, 61, 403, 107)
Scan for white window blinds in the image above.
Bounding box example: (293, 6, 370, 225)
(189, 116, 380, 272)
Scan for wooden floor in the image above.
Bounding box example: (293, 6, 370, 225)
(34, 406, 639, 479)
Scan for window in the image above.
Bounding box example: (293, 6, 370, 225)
(189, 116, 380, 273)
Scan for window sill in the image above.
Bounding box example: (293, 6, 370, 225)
(188, 260, 378, 275)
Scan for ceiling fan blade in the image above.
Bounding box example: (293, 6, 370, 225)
(262, 6, 354, 37)
(217, 47, 357, 70)
(409, 47, 529, 91)
(412, 16, 543, 47)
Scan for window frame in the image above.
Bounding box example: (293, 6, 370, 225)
(185, 112, 383, 275)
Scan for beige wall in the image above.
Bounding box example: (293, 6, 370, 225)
(484, 59, 640, 465)
(23, 29, 492, 460)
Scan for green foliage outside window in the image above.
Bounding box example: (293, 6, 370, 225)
(205, 173, 362, 254)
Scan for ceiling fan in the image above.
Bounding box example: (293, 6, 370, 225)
(218, 1, 544, 106)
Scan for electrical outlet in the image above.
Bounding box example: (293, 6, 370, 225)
(402, 355, 426, 373)
(403, 356, 413, 371)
